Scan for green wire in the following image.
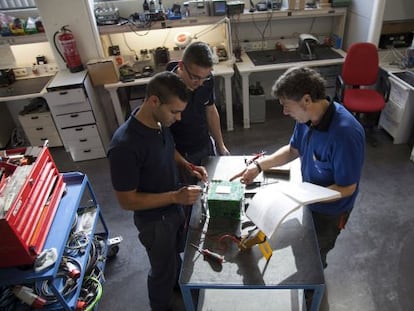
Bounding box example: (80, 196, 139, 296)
(84, 276, 103, 311)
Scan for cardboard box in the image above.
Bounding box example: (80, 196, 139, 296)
(87, 58, 119, 86)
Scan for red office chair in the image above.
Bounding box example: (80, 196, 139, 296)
(335, 42, 390, 146)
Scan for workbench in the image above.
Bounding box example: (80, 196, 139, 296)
(235, 48, 346, 129)
(103, 60, 235, 131)
(179, 156, 325, 311)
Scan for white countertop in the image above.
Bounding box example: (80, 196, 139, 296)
(104, 60, 235, 90)
(0, 74, 55, 103)
(379, 48, 414, 90)
(47, 70, 88, 89)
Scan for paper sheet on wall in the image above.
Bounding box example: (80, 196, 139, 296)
(0, 41, 16, 69)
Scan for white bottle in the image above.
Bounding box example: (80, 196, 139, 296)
(212, 46, 219, 64)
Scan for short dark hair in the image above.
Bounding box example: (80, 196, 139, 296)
(182, 41, 213, 68)
(271, 66, 326, 101)
(146, 71, 189, 104)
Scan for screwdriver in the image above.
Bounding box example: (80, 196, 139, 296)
(190, 243, 225, 264)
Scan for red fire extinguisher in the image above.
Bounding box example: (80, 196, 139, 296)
(53, 25, 84, 73)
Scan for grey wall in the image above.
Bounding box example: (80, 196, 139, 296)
(383, 0, 414, 21)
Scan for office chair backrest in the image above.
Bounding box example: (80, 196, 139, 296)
(342, 42, 379, 86)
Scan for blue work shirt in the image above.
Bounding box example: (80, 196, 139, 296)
(290, 101, 365, 215)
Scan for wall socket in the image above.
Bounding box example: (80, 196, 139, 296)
(240, 40, 269, 52)
(46, 64, 59, 73)
(13, 68, 28, 77)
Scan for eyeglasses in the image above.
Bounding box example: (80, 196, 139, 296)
(183, 63, 212, 83)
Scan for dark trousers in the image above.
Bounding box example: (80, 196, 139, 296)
(305, 210, 350, 309)
(134, 208, 185, 311)
(311, 210, 350, 268)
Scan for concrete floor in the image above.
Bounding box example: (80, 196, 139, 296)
(50, 101, 414, 311)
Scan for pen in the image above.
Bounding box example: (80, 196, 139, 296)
(245, 151, 266, 166)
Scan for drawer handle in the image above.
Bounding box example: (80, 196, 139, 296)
(75, 128, 84, 131)
(70, 113, 79, 118)
(36, 127, 44, 131)
(83, 149, 91, 153)
(31, 116, 39, 120)
(79, 138, 87, 142)
(59, 91, 68, 95)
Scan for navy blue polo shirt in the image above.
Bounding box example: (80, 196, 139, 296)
(108, 110, 180, 216)
(290, 101, 365, 215)
(168, 62, 216, 154)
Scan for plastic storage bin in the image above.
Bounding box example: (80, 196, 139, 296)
(249, 94, 266, 123)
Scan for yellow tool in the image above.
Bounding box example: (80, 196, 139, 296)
(238, 228, 273, 261)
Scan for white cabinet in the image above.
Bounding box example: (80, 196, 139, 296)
(379, 75, 414, 144)
(18, 111, 63, 147)
(45, 70, 109, 161)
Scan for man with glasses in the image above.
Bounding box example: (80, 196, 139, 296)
(168, 41, 230, 184)
(108, 72, 205, 311)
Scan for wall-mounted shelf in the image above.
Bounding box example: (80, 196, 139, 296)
(233, 7, 347, 23)
(0, 32, 48, 45)
(98, 15, 226, 35)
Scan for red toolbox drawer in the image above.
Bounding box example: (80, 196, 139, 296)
(0, 146, 65, 268)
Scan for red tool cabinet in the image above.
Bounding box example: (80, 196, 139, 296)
(0, 146, 65, 268)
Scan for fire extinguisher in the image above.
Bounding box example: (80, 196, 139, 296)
(53, 25, 84, 73)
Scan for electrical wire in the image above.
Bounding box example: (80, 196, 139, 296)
(229, 14, 242, 50)
(121, 32, 139, 59)
(82, 277, 103, 311)
(65, 231, 89, 256)
(193, 17, 229, 40)
(0, 286, 19, 311)
(250, 11, 273, 49)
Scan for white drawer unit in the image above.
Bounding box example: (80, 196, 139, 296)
(60, 125, 106, 161)
(379, 75, 414, 144)
(18, 111, 63, 147)
(45, 70, 110, 161)
(54, 111, 96, 129)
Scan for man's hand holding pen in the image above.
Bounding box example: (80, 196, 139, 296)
(230, 163, 261, 185)
(230, 152, 265, 184)
(187, 163, 208, 183)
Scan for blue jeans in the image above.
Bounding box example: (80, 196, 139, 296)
(134, 207, 185, 311)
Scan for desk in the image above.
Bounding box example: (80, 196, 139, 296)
(179, 156, 325, 311)
(235, 49, 346, 128)
(0, 75, 54, 148)
(104, 60, 235, 131)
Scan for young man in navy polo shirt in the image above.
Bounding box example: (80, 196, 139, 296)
(168, 41, 230, 182)
(108, 72, 206, 311)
